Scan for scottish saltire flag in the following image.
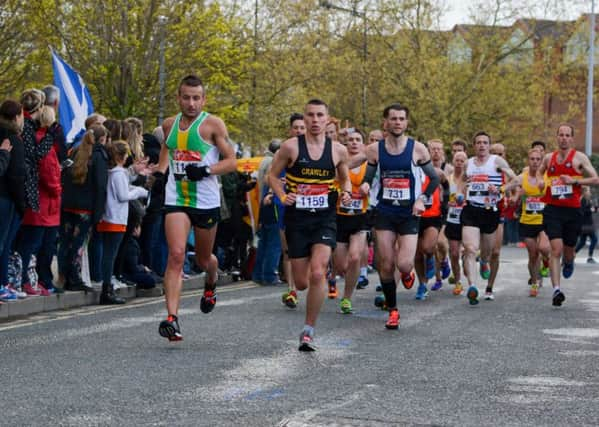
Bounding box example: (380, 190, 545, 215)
(51, 50, 94, 144)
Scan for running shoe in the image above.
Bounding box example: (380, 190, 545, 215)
(479, 260, 490, 280)
(0, 286, 17, 301)
(529, 283, 539, 297)
(23, 283, 41, 296)
(328, 279, 338, 299)
(588, 258, 597, 264)
(431, 279, 443, 291)
(467, 285, 479, 305)
(562, 260, 574, 279)
(415, 283, 428, 300)
(425, 256, 435, 280)
(281, 290, 289, 304)
(540, 260, 549, 278)
(374, 294, 387, 310)
(6, 285, 27, 299)
(298, 330, 316, 352)
(284, 290, 298, 308)
(340, 297, 353, 314)
(401, 271, 415, 290)
(483, 291, 494, 301)
(448, 275, 456, 285)
(158, 315, 183, 341)
(453, 282, 463, 295)
(375, 283, 382, 292)
(385, 308, 400, 330)
(440, 258, 451, 280)
(552, 289, 565, 307)
(356, 276, 369, 289)
(200, 289, 216, 313)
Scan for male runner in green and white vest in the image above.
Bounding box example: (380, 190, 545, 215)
(155, 75, 236, 341)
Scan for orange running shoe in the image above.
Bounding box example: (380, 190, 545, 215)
(328, 280, 338, 299)
(385, 308, 400, 330)
(529, 283, 539, 297)
(401, 271, 415, 290)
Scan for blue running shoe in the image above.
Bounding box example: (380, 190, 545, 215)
(467, 285, 479, 305)
(440, 258, 451, 280)
(425, 256, 435, 280)
(0, 286, 17, 301)
(562, 260, 574, 279)
(356, 275, 369, 289)
(415, 283, 428, 300)
(431, 279, 443, 291)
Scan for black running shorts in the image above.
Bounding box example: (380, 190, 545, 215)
(285, 214, 337, 258)
(444, 222, 462, 241)
(542, 204, 582, 247)
(164, 206, 220, 229)
(519, 223, 544, 239)
(336, 214, 369, 244)
(374, 211, 419, 235)
(460, 203, 500, 234)
(418, 216, 443, 235)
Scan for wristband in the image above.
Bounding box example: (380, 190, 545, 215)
(281, 194, 287, 204)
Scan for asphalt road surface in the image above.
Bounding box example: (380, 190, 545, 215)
(1, 247, 598, 426)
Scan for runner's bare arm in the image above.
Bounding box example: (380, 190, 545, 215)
(495, 156, 517, 181)
(503, 174, 523, 194)
(207, 117, 236, 175)
(538, 153, 550, 176)
(334, 143, 352, 205)
(268, 138, 297, 205)
(156, 117, 176, 174)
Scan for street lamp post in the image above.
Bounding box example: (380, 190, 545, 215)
(157, 15, 168, 126)
(319, 1, 368, 130)
(586, 3, 596, 156)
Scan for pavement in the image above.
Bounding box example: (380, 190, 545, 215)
(1, 246, 598, 426)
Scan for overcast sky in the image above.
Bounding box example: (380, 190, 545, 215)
(439, 0, 592, 29)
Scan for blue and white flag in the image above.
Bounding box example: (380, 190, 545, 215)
(51, 50, 94, 144)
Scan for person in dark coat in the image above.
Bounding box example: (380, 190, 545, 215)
(0, 100, 25, 299)
(58, 124, 109, 292)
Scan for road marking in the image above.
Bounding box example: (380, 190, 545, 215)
(0, 282, 259, 333)
(498, 376, 587, 404)
(542, 328, 599, 338)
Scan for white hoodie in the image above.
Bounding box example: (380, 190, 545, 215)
(102, 166, 148, 226)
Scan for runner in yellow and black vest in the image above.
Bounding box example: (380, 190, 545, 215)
(154, 75, 237, 342)
(504, 148, 550, 297)
(269, 98, 352, 352)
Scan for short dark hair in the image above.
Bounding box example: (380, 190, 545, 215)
(383, 103, 409, 119)
(178, 74, 204, 94)
(472, 131, 491, 143)
(557, 123, 574, 137)
(306, 98, 328, 111)
(289, 112, 303, 127)
(0, 100, 23, 121)
(451, 139, 467, 151)
(531, 140, 546, 150)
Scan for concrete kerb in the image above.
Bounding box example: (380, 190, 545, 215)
(0, 272, 235, 323)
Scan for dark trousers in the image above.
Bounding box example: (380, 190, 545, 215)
(58, 211, 92, 285)
(99, 231, 124, 288)
(16, 225, 59, 287)
(575, 231, 598, 257)
(0, 197, 20, 287)
(252, 223, 282, 283)
(140, 215, 166, 275)
(88, 229, 103, 283)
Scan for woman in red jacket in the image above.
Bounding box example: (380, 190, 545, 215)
(16, 106, 63, 295)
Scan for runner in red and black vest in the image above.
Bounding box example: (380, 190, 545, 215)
(538, 124, 599, 307)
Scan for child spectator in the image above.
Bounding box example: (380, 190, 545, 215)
(96, 140, 148, 304)
(120, 223, 159, 289)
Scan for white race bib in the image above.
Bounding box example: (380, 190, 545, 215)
(382, 178, 410, 201)
(296, 184, 329, 210)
